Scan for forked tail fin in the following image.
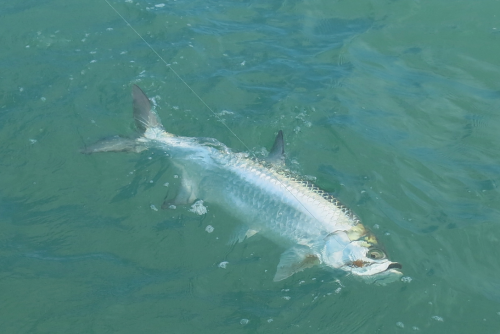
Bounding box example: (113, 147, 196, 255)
(81, 85, 162, 154)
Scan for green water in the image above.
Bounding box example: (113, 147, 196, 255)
(1, 0, 500, 332)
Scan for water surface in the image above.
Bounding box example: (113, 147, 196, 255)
(1, 0, 500, 332)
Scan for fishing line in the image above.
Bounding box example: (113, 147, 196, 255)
(103, 0, 250, 152)
(103, 0, 321, 222)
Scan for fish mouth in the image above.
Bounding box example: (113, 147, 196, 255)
(368, 263, 403, 285)
(386, 262, 402, 270)
(349, 262, 403, 285)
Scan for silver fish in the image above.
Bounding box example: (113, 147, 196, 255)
(83, 85, 402, 285)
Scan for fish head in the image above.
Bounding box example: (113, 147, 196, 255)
(322, 227, 402, 285)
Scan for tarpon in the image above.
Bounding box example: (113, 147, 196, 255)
(83, 85, 402, 285)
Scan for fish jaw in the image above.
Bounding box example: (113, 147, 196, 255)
(321, 232, 402, 284)
(341, 257, 403, 285)
(350, 267, 403, 286)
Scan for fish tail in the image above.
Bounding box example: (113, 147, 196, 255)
(81, 85, 164, 154)
(132, 84, 164, 133)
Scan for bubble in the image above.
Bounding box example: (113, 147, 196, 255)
(240, 319, 249, 325)
(412, 326, 420, 331)
(431, 315, 443, 322)
(218, 110, 234, 116)
(150, 204, 158, 211)
(205, 225, 214, 233)
(163, 182, 169, 187)
(189, 200, 207, 215)
(282, 296, 291, 300)
(218, 261, 228, 269)
(396, 322, 404, 328)
(401, 276, 413, 283)
(267, 318, 273, 323)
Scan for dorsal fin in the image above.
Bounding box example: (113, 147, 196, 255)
(132, 85, 162, 133)
(266, 130, 285, 166)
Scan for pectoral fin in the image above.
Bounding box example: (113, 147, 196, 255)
(273, 246, 320, 282)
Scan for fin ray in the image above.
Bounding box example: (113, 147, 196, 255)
(132, 85, 162, 133)
(266, 130, 285, 166)
(228, 226, 260, 244)
(274, 246, 320, 281)
(161, 174, 198, 209)
(80, 136, 146, 154)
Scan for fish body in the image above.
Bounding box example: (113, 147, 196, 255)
(84, 85, 402, 285)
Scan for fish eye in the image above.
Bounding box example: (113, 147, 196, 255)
(367, 248, 386, 260)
